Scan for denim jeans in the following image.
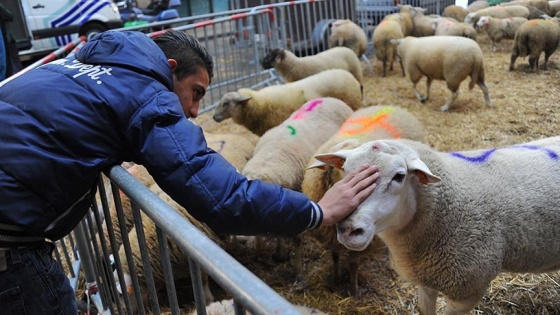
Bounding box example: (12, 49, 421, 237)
(0, 242, 77, 314)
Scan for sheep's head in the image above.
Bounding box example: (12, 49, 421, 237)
(314, 140, 441, 251)
(475, 16, 490, 29)
(212, 92, 252, 122)
(260, 48, 285, 70)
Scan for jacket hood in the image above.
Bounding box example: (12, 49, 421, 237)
(76, 30, 173, 90)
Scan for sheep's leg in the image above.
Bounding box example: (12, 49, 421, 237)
(443, 295, 482, 315)
(441, 89, 458, 112)
(202, 271, 215, 304)
(412, 81, 427, 103)
(543, 51, 552, 70)
(399, 58, 405, 77)
(477, 81, 492, 107)
(425, 77, 433, 101)
(417, 285, 438, 315)
(273, 237, 288, 261)
(529, 53, 539, 72)
(509, 49, 518, 71)
(382, 60, 387, 77)
(491, 41, 496, 53)
(290, 236, 304, 283)
(348, 251, 361, 296)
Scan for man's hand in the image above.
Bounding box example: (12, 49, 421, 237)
(318, 164, 379, 227)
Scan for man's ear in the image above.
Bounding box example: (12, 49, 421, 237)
(168, 59, 177, 71)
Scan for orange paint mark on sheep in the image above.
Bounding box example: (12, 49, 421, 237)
(339, 109, 401, 139)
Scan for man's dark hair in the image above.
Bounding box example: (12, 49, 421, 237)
(153, 29, 214, 82)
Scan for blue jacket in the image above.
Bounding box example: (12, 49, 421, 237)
(0, 31, 322, 246)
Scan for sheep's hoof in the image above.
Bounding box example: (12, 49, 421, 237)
(420, 98, 427, 104)
(440, 105, 450, 112)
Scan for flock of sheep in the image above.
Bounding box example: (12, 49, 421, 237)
(104, 0, 560, 314)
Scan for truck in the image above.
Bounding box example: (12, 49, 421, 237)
(4, 0, 123, 60)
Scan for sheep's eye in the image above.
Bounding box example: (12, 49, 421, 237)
(392, 172, 406, 183)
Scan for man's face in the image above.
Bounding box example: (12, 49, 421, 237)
(170, 62, 209, 119)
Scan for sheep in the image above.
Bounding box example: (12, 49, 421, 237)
(442, 5, 469, 22)
(509, 18, 560, 71)
(203, 131, 256, 172)
(98, 163, 156, 256)
(383, 4, 415, 37)
(394, 36, 492, 112)
(312, 136, 560, 315)
(410, 7, 438, 37)
(100, 132, 255, 255)
(476, 16, 528, 52)
(241, 97, 354, 283)
(302, 105, 425, 296)
(212, 68, 363, 136)
(328, 19, 368, 58)
(372, 19, 405, 77)
(189, 299, 328, 315)
(115, 183, 219, 313)
(550, 0, 560, 16)
(260, 46, 363, 85)
(501, 0, 550, 15)
(464, 5, 530, 25)
(467, 0, 489, 12)
(432, 17, 478, 41)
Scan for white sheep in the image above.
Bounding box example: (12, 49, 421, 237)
(432, 17, 478, 41)
(467, 0, 489, 12)
(189, 299, 328, 315)
(260, 46, 363, 85)
(203, 131, 256, 172)
(464, 5, 530, 25)
(509, 18, 560, 71)
(394, 36, 492, 112)
(501, 0, 551, 15)
(549, 0, 560, 16)
(328, 19, 368, 58)
(302, 105, 425, 296)
(442, 5, 469, 22)
(212, 69, 363, 136)
(383, 4, 415, 37)
(241, 97, 354, 283)
(372, 18, 405, 77)
(312, 136, 560, 315)
(476, 16, 528, 52)
(410, 7, 438, 37)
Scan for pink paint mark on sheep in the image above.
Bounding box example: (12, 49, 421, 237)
(292, 99, 323, 120)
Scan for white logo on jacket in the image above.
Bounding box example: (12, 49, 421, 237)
(48, 59, 113, 85)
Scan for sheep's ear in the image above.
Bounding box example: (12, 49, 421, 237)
(306, 160, 328, 170)
(233, 94, 252, 104)
(313, 150, 352, 170)
(407, 158, 441, 185)
(275, 49, 285, 63)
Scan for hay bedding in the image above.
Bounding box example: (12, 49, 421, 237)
(189, 32, 560, 315)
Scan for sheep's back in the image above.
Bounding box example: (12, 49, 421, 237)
(400, 36, 482, 79)
(244, 98, 353, 189)
(294, 69, 363, 110)
(514, 19, 560, 56)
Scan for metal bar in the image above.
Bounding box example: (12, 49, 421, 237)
(106, 165, 302, 314)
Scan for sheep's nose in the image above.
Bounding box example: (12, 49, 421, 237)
(350, 228, 365, 237)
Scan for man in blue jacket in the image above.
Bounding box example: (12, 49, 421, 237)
(0, 29, 378, 314)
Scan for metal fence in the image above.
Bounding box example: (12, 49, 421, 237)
(1, 0, 458, 314)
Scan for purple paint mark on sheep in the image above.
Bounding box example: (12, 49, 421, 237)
(450, 145, 559, 163)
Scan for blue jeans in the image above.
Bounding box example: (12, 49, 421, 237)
(0, 242, 77, 314)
